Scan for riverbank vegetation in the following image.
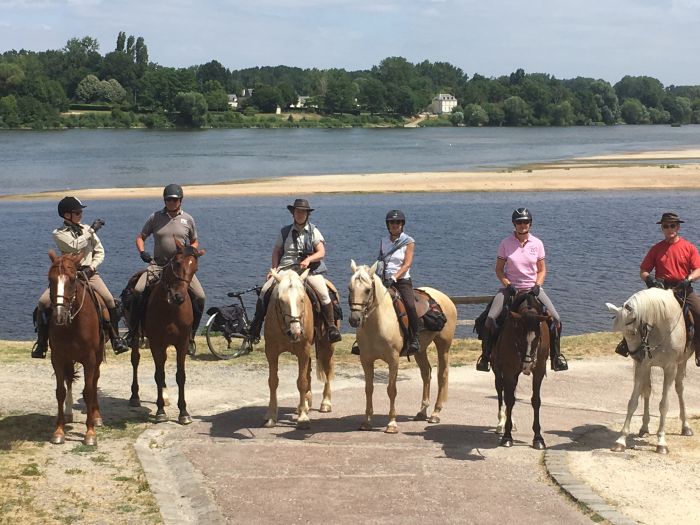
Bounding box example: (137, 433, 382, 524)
(2, 33, 699, 129)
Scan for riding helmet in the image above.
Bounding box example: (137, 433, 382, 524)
(57, 196, 87, 217)
(511, 207, 532, 224)
(385, 209, 406, 223)
(163, 184, 184, 200)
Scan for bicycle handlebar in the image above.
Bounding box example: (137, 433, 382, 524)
(227, 285, 262, 298)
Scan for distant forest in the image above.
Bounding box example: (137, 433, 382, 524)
(1, 33, 699, 129)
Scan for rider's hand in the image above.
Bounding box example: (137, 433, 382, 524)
(140, 251, 153, 263)
(530, 284, 540, 296)
(505, 284, 517, 296)
(299, 258, 310, 270)
(79, 265, 95, 279)
(644, 275, 662, 289)
(90, 218, 105, 233)
(681, 278, 693, 291)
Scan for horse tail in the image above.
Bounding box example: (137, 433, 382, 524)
(637, 364, 652, 400)
(64, 362, 79, 385)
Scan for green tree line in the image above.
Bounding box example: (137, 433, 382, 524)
(1, 34, 699, 129)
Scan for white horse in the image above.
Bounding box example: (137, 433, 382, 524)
(606, 287, 694, 454)
(348, 260, 457, 433)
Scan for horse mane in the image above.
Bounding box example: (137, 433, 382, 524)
(623, 288, 679, 330)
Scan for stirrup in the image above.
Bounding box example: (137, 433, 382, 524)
(551, 354, 568, 371)
(351, 341, 360, 355)
(476, 355, 490, 372)
(615, 339, 629, 357)
(31, 342, 47, 359)
(112, 338, 130, 355)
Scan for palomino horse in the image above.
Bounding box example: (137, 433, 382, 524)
(492, 291, 551, 448)
(606, 287, 694, 454)
(128, 240, 205, 424)
(47, 250, 105, 446)
(262, 268, 335, 429)
(348, 261, 457, 433)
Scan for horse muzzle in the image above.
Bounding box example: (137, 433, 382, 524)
(54, 306, 70, 325)
(286, 321, 303, 341)
(349, 311, 362, 328)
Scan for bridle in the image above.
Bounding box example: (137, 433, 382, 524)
(349, 271, 377, 325)
(274, 280, 306, 336)
(161, 255, 194, 304)
(51, 261, 87, 325)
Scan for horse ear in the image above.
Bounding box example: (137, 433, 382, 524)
(350, 259, 357, 273)
(510, 311, 522, 320)
(271, 269, 281, 283)
(48, 250, 57, 262)
(605, 303, 621, 314)
(197, 248, 206, 257)
(369, 261, 378, 276)
(174, 237, 184, 252)
(299, 268, 310, 281)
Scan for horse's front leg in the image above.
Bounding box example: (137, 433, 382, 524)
(656, 366, 677, 454)
(129, 344, 141, 407)
(494, 370, 506, 435)
(51, 364, 67, 445)
(359, 358, 374, 431)
(91, 358, 103, 428)
(500, 375, 518, 447)
(639, 367, 651, 437)
(153, 348, 168, 423)
(82, 363, 97, 446)
(385, 361, 399, 434)
(676, 358, 694, 437)
(263, 350, 279, 428)
(175, 340, 191, 425)
(413, 349, 431, 422)
(317, 339, 334, 413)
(296, 351, 311, 430)
(430, 342, 450, 424)
(612, 363, 645, 452)
(64, 380, 73, 424)
(531, 368, 546, 450)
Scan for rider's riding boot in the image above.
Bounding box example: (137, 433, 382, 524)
(476, 318, 496, 372)
(188, 299, 204, 356)
(351, 341, 360, 355)
(550, 322, 568, 371)
(125, 293, 143, 347)
(615, 338, 630, 357)
(246, 296, 266, 344)
(321, 302, 342, 343)
(31, 308, 50, 359)
(406, 332, 421, 356)
(108, 307, 129, 355)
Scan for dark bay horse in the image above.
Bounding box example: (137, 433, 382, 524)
(492, 291, 551, 449)
(128, 240, 204, 424)
(47, 250, 105, 446)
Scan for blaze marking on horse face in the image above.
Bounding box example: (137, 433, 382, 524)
(56, 275, 67, 306)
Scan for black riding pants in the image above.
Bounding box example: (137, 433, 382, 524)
(392, 278, 420, 336)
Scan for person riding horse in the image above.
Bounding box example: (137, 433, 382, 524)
(476, 207, 568, 372)
(32, 196, 129, 358)
(246, 198, 342, 344)
(615, 212, 700, 367)
(126, 184, 205, 355)
(376, 209, 420, 356)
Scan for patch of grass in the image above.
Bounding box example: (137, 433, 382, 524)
(90, 454, 108, 464)
(113, 475, 134, 482)
(65, 468, 83, 475)
(137, 479, 150, 493)
(70, 444, 97, 454)
(20, 462, 41, 476)
(117, 504, 136, 513)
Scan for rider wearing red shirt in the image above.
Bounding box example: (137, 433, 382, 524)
(616, 212, 700, 366)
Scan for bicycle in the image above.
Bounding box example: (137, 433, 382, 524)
(204, 285, 261, 360)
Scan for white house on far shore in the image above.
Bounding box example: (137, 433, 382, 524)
(431, 93, 458, 115)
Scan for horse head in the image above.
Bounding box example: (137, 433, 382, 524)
(164, 239, 205, 305)
(48, 249, 83, 325)
(348, 260, 379, 328)
(271, 268, 309, 342)
(508, 292, 551, 362)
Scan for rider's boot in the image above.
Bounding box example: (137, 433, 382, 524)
(321, 302, 342, 343)
(406, 332, 421, 356)
(615, 338, 630, 357)
(549, 322, 568, 371)
(125, 293, 143, 348)
(246, 296, 266, 344)
(31, 308, 50, 359)
(108, 307, 129, 355)
(351, 341, 361, 355)
(188, 299, 204, 356)
(476, 318, 496, 372)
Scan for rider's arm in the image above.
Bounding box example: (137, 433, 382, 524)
(271, 245, 282, 269)
(53, 227, 92, 254)
(301, 241, 325, 269)
(90, 234, 105, 270)
(191, 238, 199, 249)
(135, 233, 147, 254)
(495, 257, 509, 287)
(536, 259, 546, 286)
(639, 269, 652, 283)
(392, 242, 414, 281)
(688, 268, 700, 282)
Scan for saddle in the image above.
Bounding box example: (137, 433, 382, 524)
(673, 291, 696, 342)
(388, 288, 447, 351)
(304, 279, 343, 322)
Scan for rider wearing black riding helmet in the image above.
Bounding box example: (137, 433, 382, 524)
(126, 184, 205, 355)
(476, 207, 568, 372)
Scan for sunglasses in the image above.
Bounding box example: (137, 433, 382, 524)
(165, 197, 180, 202)
(387, 220, 403, 225)
(662, 223, 679, 229)
(515, 220, 531, 225)
(71, 210, 83, 215)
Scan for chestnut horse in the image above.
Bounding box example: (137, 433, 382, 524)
(348, 261, 457, 434)
(262, 268, 335, 429)
(128, 240, 204, 424)
(47, 250, 105, 446)
(492, 291, 551, 449)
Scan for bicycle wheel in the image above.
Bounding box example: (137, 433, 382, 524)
(205, 313, 247, 360)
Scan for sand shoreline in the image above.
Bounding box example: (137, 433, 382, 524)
(3, 149, 700, 201)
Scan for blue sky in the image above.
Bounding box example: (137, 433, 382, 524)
(1, 0, 699, 85)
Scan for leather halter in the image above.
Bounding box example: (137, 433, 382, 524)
(161, 255, 194, 304)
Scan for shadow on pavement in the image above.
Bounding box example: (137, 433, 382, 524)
(545, 424, 619, 451)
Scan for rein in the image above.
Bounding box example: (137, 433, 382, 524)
(626, 290, 687, 360)
(52, 261, 88, 324)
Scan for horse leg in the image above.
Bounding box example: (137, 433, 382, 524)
(263, 351, 279, 428)
(129, 344, 141, 407)
(92, 358, 103, 428)
(413, 348, 431, 421)
(82, 363, 97, 446)
(304, 355, 312, 412)
(676, 358, 693, 437)
(531, 368, 546, 450)
(500, 375, 518, 447)
(52, 363, 67, 445)
(656, 366, 676, 454)
(176, 342, 192, 425)
(430, 341, 450, 424)
(612, 363, 645, 452)
(153, 348, 168, 423)
(385, 361, 399, 434)
(359, 358, 374, 431)
(317, 340, 334, 413)
(495, 371, 506, 435)
(64, 379, 73, 424)
(639, 367, 651, 437)
(296, 352, 311, 430)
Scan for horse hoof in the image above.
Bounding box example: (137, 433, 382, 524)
(682, 427, 694, 437)
(296, 420, 311, 430)
(51, 434, 65, 445)
(532, 439, 546, 450)
(500, 437, 513, 447)
(656, 445, 669, 454)
(128, 398, 141, 408)
(611, 443, 626, 452)
(428, 415, 441, 424)
(413, 412, 428, 422)
(359, 423, 372, 431)
(262, 419, 276, 428)
(384, 425, 398, 434)
(94, 418, 103, 427)
(83, 436, 97, 446)
(155, 413, 168, 423)
(319, 404, 332, 413)
(64, 414, 73, 424)
(638, 430, 650, 437)
(178, 415, 192, 425)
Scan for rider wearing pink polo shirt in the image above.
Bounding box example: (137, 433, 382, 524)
(476, 208, 568, 372)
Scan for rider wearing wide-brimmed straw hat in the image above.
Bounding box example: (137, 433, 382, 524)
(615, 212, 700, 366)
(476, 208, 568, 372)
(247, 198, 342, 344)
(32, 196, 129, 358)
